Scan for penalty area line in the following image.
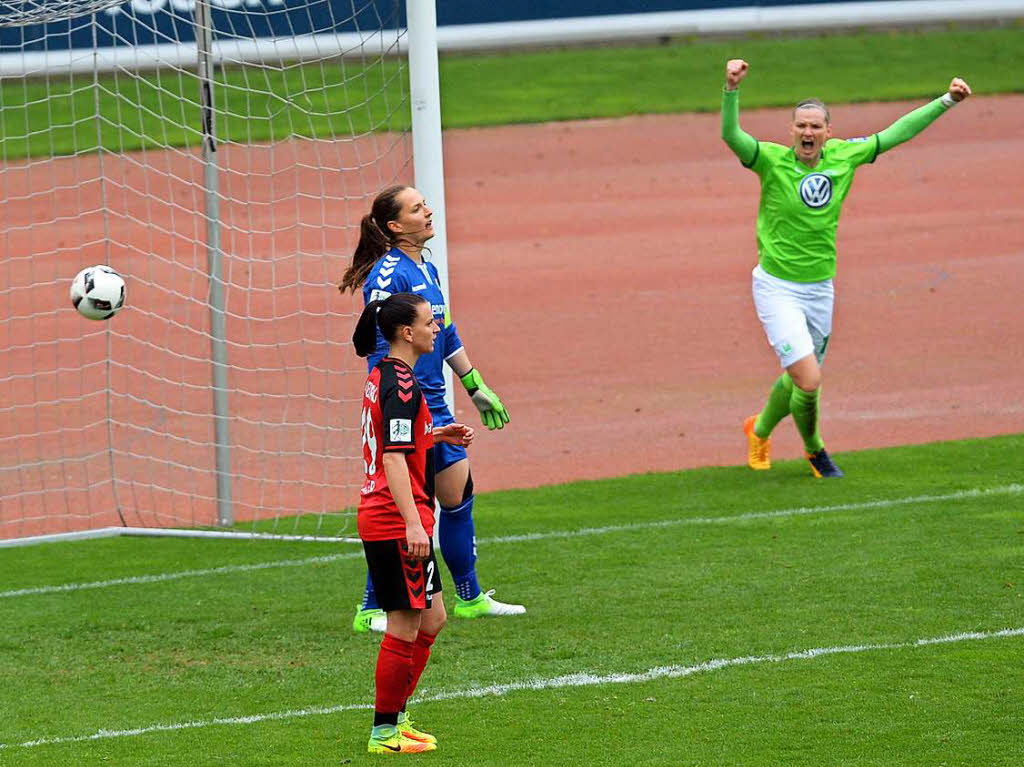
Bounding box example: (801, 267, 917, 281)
(3, 483, 1021, 600)
(2, 625, 1021, 751)
(487, 482, 1024, 543)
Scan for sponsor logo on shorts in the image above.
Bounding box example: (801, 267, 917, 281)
(390, 418, 412, 442)
(781, 342, 793, 355)
(799, 173, 833, 208)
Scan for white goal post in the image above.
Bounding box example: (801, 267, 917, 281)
(0, 0, 449, 546)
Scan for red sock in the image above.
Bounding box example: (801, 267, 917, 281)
(375, 633, 415, 718)
(404, 631, 438, 704)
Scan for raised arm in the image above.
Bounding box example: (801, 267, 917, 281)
(721, 59, 758, 165)
(876, 77, 972, 155)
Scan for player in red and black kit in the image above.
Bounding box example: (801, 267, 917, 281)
(352, 291, 474, 756)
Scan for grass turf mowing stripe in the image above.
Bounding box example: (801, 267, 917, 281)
(3, 482, 1020, 600)
(3, 625, 1020, 751)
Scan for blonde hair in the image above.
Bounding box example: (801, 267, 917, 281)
(793, 98, 830, 123)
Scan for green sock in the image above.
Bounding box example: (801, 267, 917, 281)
(754, 373, 793, 439)
(790, 385, 825, 453)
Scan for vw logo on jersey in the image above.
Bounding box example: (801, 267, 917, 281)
(799, 173, 833, 208)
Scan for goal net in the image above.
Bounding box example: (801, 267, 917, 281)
(0, 0, 412, 542)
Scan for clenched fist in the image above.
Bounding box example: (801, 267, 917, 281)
(725, 59, 749, 91)
(948, 77, 972, 102)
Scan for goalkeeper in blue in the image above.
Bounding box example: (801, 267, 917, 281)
(340, 185, 525, 632)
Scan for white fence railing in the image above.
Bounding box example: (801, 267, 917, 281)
(1, 1, 1022, 77)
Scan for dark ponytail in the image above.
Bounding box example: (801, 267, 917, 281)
(338, 185, 409, 294)
(352, 292, 428, 357)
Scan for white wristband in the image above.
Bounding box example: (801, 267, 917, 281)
(940, 93, 957, 108)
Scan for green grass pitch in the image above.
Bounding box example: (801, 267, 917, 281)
(2, 434, 1023, 765)
(2, 22, 1023, 765)
(2, 24, 1024, 159)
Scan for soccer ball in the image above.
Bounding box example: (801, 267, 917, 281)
(70, 265, 126, 320)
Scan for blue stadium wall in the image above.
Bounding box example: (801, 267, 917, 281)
(1, 0, 890, 53)
(436, 0, 889, 25)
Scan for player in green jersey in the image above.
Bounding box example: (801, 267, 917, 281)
(721, 58, 972, 477)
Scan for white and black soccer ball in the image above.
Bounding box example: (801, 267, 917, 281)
(70, 265, 126, 320)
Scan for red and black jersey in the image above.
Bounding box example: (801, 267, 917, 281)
(357, 357, 435, 541)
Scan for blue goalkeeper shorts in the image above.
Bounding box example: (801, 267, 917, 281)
(431, 406, 467, 473)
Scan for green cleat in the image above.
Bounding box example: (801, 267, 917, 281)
(352, 606, 387, 634)
(397, 712, 436, 745)
(367, 725, 436, 754)
(453, 589, 525, 619)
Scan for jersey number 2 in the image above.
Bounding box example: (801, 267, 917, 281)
(425, 559, 435, 593)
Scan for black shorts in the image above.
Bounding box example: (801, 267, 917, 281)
(363, 538, 442, 611)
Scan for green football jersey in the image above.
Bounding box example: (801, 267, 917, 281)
(745, 136, 879, 282)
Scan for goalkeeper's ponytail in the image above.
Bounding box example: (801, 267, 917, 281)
(338, 185, 408, 294)
(352, 292, 427, 358)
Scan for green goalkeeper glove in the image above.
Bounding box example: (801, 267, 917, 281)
(460, 368, 510, 430)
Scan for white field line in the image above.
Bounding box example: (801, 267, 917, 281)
(488, 483, 1024, 544)
(3, 483, 1022, 600)
(0, 553, 364, 599)
(2, 625, 1021, 751)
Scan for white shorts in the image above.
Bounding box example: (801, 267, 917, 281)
(751, 264, 834, 368)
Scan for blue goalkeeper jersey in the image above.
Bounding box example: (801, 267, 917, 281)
(363, 247, 462, 413)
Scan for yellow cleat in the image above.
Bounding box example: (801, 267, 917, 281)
(397, 713, 436, 745)
(367, 727, 437, 755)
(743, 415, 771, 470)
